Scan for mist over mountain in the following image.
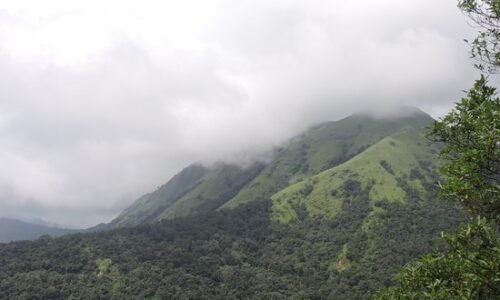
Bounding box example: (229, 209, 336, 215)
(0, 0, 479, 227)
(0, 0, 496, 298)
(0, 107, 468, 298)
(98, 108, 433, 229)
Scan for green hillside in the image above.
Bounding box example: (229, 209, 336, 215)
(271, 126, 440, 223)
(108, 164, 209, 228)
(0, 218, 77, 243)
(0, 108, 469, 299)
(156, 162, 265, 220)
(108, 162, 265, 228)
(222, 109, 433, 209)
(107, 108, 436, 228)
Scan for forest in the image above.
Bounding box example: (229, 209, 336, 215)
(0, 181, 465, 299)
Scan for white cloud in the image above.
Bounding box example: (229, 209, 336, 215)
(0, 0, 480, 227)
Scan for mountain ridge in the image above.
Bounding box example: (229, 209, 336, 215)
(105, 108, 435, 229)
(270, 125, 440, 223)
(0, 107, 469, 299)
(223, 110, 434, 209)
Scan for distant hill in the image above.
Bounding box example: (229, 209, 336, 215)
(0, 218, 77, 243)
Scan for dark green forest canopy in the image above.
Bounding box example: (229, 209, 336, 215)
(0, 192, 465, 299)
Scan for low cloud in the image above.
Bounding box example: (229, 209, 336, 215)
(0, 0, 479, 227)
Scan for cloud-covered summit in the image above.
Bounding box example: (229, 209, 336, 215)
(0, 0, 478, 227)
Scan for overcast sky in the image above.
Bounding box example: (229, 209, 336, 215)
(0, 0, 480, 228)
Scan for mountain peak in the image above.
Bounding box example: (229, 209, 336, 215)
(350, 105, 432, 121)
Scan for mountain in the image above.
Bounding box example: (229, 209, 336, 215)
(156, 162, 265, 220)
(0, 218, 77, 243)
(271, 126, 440, 223)
(108, 164, 209, 228)
(223, 110, 434, 208)
(0, 108, 467, 299)
(109, 108, 434, 228)
(107, 162, 265, 229)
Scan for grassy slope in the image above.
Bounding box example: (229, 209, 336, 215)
(108, 109, 434, 227)
(157, 163, 265, 220)
(223, 111, 433, 209)
(271, 126, 440, 223)
(108, 164, 209, 228)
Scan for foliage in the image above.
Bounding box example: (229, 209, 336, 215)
(0, 194, 465, 299)
(459, 0, 500, 72)
(379, 160, 395, 175)
(430, 76, 500, 224)
(375, 218, 500, 299)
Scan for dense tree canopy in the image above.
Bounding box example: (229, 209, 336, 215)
(375, 217, 500, 299)
(431, 76, 500, 224)
(0, 185, 465, 299)
(459, 0, 500, 72)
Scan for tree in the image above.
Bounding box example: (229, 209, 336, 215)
(431, 76, 500, 224)
(459, 0, 500, 72)
(375, 218, 500, 299)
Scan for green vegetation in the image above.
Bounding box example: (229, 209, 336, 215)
(375, 3, 500, 297)
(2, 2, 497, 298)
(106, 162, 264, 228)
(108, 164, 209, 228)
(459, 0, 500, 72)
(105, 109, 435, 229)
(0, 107, 475, 299)
(223, 111, 433, 209)
(375, 77, 500, 300)
(271, 126, 440, 223)
(376, 218, 499, 299)
(0, 195, 465, 299)
(431, 76, 500, 223)
(157, 162, 265, 220)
